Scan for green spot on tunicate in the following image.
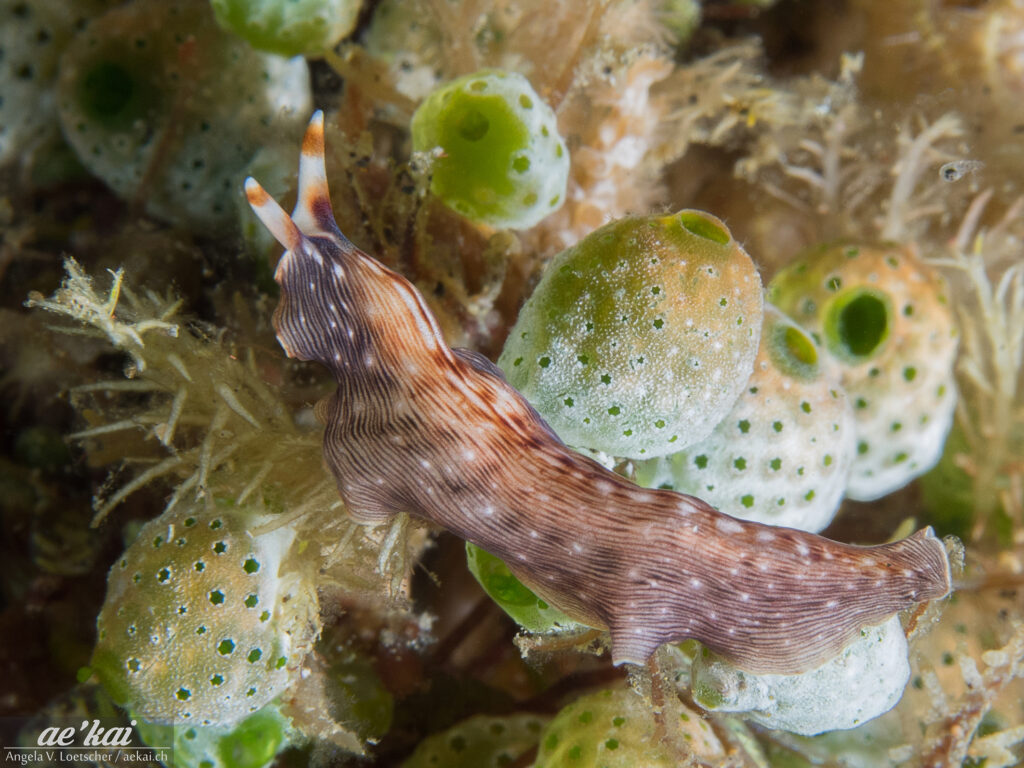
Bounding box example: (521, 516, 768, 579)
(772, 421, 783, 432)
(184, 517, 196, 527)
(904, 304, 915, 317)
(214, 542, 227, 554)
(276, 656, 287, 669)
(247, 688, 257, 697)
(858, 441, 869, 455)
(153, 536, 163, 548)
(804, 490, 815, 501)
(244, 594, 258, 608)
(218, 639, 235, 655)
(741, 495, 754, 508)
(605, 738, 619, 750)
(613, 717, 625, 727)
(653, 318, 664, 329)
(196, 626, 207, 635)
(824, 454, 833, 466)
(891, 422, 902, 432)
(654, 419, 665, 428)
(904, 366, 917, 382)
(545, 733, 559, 752)
(651, 286, 661, 295)
(210, 519, 223, 530)
(539, 356, 551, 368)
(770, 458, 782, 471)
(513, 357, 523, 366)
(694, 455, 708, 469)
(826, 276, 842, 291)
(195, 561, 205, 572)
(578, 711, 593, 724)
(243, 558, 259, 573)
(260, 610, 271, 622)
(738, 419, 750, 433)
(176, 688, 191, 701)
(600, 374, 611, 385)
(856, 398, 868, 410)
(209, 590, 225, 605)
(513, 155, 530, 173)
(622, 429, 632, 436)
(801, 401, 812, 413)
(564, 397, 574, 407)
(608, 406, 620, 416)
(519, 94, 533, 108)
(894, 452, 909, 464)
(824, 288, 891, 362)
(157, 568, 171, 583)
(127, 658, 141, 672)
(210, 674, 224, 686)
(734, 457, 747, 470)
(678, 212, 730, 244)
(247, 649, 262, 663)
(577, 355, 589, 365)
(567, 745, 582, 759)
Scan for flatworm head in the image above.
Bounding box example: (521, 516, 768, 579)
(247, 113, 952, 675)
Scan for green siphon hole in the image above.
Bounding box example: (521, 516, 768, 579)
(244, 594, 258, 608)
(519, 94, 533, 108)
(176, 688, 191, 701)
(209, 590, 225, 605)
(694, 455, 708, 469)
(457, 108, 489, 141)
(513, 156, 530, 173)
(740, 494, 754, 508)
(243, 558, 259, 573)
(218, 639, 235, 655)
(824, 288, 891, 362)
(605, 739, 619, 750)
(678, 212, 730, 244)
(247, 649, 262, 663)
(210, 674, 223, 686)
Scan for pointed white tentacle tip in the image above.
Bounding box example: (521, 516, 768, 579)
(245, 176, 303, 252)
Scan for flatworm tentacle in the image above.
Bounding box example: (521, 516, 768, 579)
(248, 114, 952, 674)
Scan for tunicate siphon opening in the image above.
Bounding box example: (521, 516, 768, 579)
(79, 61, 137, 123)
(678, 211, 730, 245)
(768, 318, 820, 381)
(457, 108, 489, 141)
(824, 288, 891, 362)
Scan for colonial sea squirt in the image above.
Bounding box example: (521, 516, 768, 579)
(245, 112, 952, 675)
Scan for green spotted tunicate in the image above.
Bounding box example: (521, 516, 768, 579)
(769, 244, 958, 501)
(465, 543, 584, 634)
(401, 713, 549, 768)
(135, 702, 293, 768)
(411, 69, 569, 229)
(91, 503, 319, 726)
(635, 305, 856, 532)
(499, 211, 763, 458)
(210, 0, 361, 58)
(533, 688, 722, 767)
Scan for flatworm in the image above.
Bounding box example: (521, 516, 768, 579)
(245, 112, 951, 674)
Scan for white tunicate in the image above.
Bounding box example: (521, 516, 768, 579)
(768, 245, 959, 501)
(92, 504, 319, 727)
(55, 0, 310, 233)
(635, 306, 856, 532)
(691, 616, 910, 736)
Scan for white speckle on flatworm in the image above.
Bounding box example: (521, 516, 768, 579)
(715, 517, 743, 534)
